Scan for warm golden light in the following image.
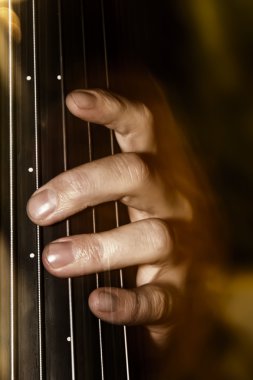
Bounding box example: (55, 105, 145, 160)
(0, 4, 22, 94)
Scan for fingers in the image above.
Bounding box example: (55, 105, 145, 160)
(27, 88, 192, 226)
(88, 285, 179, 332)
(66, 89, 156, 154)
(89, 285, 181, 347)
(42, 218, 173, 278)
(27, 153, 179, 226)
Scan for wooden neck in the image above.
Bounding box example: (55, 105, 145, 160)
(0, 1, 141, 378)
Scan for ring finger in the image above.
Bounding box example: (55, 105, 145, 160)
(42, 218, 173, 278)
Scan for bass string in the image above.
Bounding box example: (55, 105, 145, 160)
(79, 0, 105, 378)
(100, 0, 131, 378)
(57, 1, 76, 379)
(57, 0, 106, 378)
(8, 2, 15, 379)
(53, 1, 131, 379)
(31, 0, 44, 379)
(8, 2, 44, 378)
(6, 1, 130, 379)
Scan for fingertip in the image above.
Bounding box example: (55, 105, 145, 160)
(26, 189, 57, 225)
(66, 90, 97, 114)
(41, 239, 75, 278)
(42, 245, 53, 273)
(89, 288, 118, 314)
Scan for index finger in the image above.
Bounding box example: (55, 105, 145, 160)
(66, 89, 157, 154)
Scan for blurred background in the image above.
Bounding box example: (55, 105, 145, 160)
(115, 0, 253, 269)
(107, 0, 253, 378)
(1, 0, 253, 378)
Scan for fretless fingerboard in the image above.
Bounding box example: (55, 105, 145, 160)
(0, 1, 143, 379)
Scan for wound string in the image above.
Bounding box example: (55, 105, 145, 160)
(80, 0, 105, 378)
(57, 0, 76, 378)
(31, 0, 44, 378)
(8, 2, 15, 379)
(100, 0, 130, 378)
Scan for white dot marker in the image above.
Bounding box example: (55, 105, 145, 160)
(28, 167, 34, 173)
(57, 75, 62, 80)
(30, 253, 35, 259)
(26, 76, 32, 81)
(67, 337, 71, 342)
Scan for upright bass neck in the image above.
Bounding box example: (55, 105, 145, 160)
(0, 1, 143, 378)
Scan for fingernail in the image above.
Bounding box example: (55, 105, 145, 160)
(45, 241, 74, 269)
(70, 91, 96, 109)
(97, 291, 118, 312)
(27, 189, 57, 220)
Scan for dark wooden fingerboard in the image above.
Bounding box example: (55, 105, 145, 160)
(0, 1, 144, 379)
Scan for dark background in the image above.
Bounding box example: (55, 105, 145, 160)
(106, 0, 253, 268)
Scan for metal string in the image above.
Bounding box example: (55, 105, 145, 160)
(57, 1, 76, 378)
(31, 0, 43, 378)
(8, 2, 15, 379)
(80, 1, 105, 378)
(100, 0, 130, 378)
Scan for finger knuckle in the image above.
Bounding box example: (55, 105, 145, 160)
(128, 286, 174, 325)
(73, 167, 96, 193)
(128, 287, 170, 325)
(145, 219, 172, 259)
(124, 153, 150, 185)
(74, 235, 104, 266)
(136, 103, 154, 126)
(96, 89, 127, 117)
(128, 291, 143, 325)
(155, 288, 173, 322)
(57, 167, 95, 202)
(143, 285, 173, 324)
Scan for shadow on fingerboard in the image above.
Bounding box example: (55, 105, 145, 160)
(0, 0, 147, 379)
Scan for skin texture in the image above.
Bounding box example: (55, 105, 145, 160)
(3, 6, 223, 379)
(3, 5, 217, 367)
(27, 87, 196, 349)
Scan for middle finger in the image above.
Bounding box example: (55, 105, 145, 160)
(27, 152, 176, 226)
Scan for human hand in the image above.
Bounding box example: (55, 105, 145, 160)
(27, 86, 194, 349)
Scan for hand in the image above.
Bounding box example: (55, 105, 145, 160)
(27, 85, 195, 349)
